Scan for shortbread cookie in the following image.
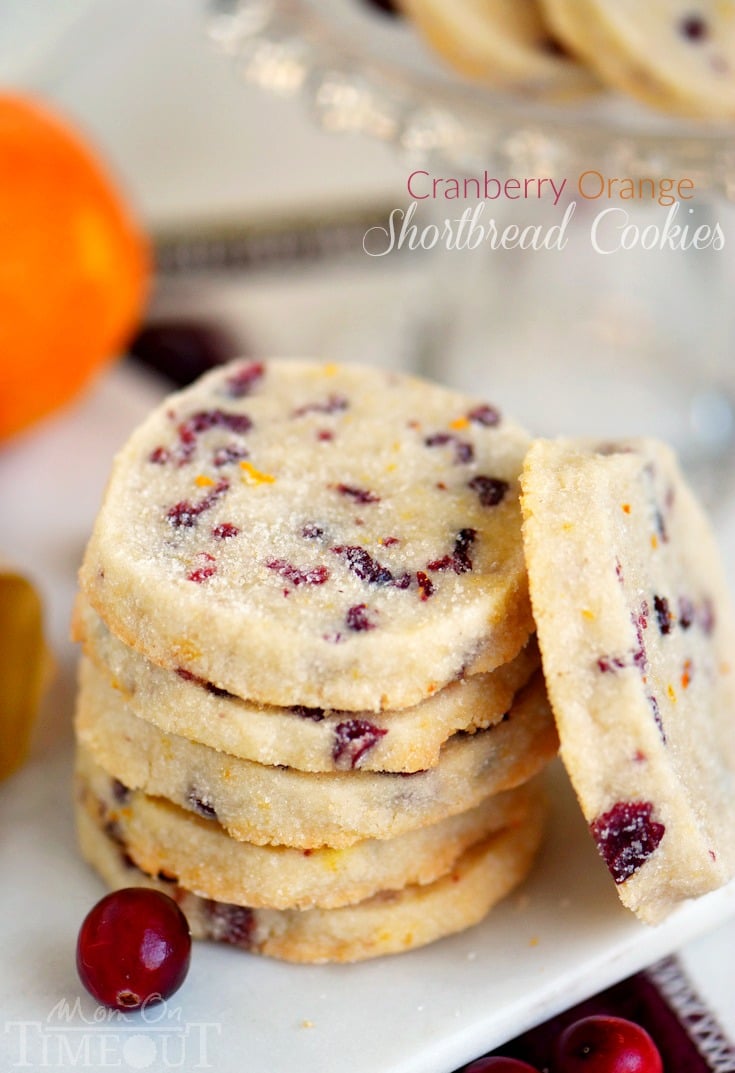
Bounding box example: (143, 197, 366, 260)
(77, 746, 543, 910)
(75, 660, 558, 848)
(78, 360, 534, 712)
(397, 0, 597, 99)
(521, 438, 735, 923)
(76, 599, 539, 773)
(76, 796, 546, 963)
(539, 0, 735, 118)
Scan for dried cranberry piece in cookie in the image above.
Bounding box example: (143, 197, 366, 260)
(292, 394, 349, 417)
(334, 483, 380, 505)
(653, 595, 672, 635)
(224, 361, 264, 398)
(166, 478, 229, 528)
(468, 475, 509, 508)
(417, 571, 435, 601)
(266, 560, 330, 587)
(205, 900, 255, 948)
(346, 604, 376, 631)
(468, 403, 501, 427)
(427, 528, 477, 574)
(424, 432, 474, 464)
(187, 787, 218, 819)
(333, 719, 388, 769)
(589, 802, 665, 884)
(332, 546, 394, 585)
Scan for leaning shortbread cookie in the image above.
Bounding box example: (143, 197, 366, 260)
(539, 0, 735, 118)
(76, 797, 546, 963)
(521, 438, 735, 923)
(78, 360, 534, 712)
(397, 0, 597, 99)
(77, 746, 543, 910)
(75, 660, 558, 848)
(76, 599, 539, 773)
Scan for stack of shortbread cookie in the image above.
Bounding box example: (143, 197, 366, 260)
(73, 360, 559, 963)
(396, 0, 735, 119)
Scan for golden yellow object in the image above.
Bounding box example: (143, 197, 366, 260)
(0, 567, 50, 780)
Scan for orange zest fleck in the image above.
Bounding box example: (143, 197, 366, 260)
(622, 504, 631, 514)
(195, 474, 215, 488)
(667, 684, 677, 703)
(240, 460, 275, 485)
(681, 660, 692, 690)
(450, 416, 470, 430)
(651, 534, 659, 549)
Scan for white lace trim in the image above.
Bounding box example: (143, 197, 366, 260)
(647, 957, 735, 1072)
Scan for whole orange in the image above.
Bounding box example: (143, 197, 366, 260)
(0, 95, 150, 441)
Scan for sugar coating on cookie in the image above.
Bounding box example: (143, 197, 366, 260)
(521, 438, 735, 922)
(76, 797, 546, 963)
(398, 0, 598, 98)
(539, 0, 735, 118)
(79, 360, 533, 711)
(75, 598, 539, 773)
(75, 659, 558, 849)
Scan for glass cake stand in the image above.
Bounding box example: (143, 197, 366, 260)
(207, 0, 735, 505)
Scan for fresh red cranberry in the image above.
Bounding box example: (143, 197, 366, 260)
(77, 889, 191, 1010)
(555, 1015, 663, 1073)
(464, 1059, 540, 1073)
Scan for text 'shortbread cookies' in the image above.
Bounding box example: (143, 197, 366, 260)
(521, 438, 735, 922)
(75, 598, 540, 773)
(397, 0, 598, 99)
(78, 360, 534, 712)
(75, 659, 558, 848)
(539, 0, 735, 118)
(76, 796, 547, 964)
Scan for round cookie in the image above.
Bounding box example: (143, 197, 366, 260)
(76, 797, 546, 963)
(78, 360, 534, 712)
(539, 0, 735, 118)
(77, 745, 543, 910)
(75, 659, 558, 848)
(75, 599, 540, 773)
(521, 438, 735, 923)
(397, 0, 598, 99)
